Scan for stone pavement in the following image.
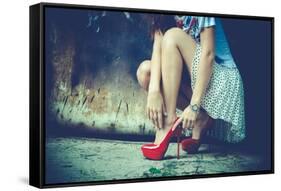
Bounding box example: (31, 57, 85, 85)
(46, 137, 264, 184)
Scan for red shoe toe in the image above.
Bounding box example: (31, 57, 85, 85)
(181, 138, 200, 154)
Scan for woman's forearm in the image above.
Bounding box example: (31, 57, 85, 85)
(190, 51, 214, 106)
(148, 39, 162, 92)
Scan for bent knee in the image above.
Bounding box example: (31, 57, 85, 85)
(162, 27, 192, 47)
(136, 60, 151, 78)
(165, 27, 184, 36)
(162, 27, 183, 45)
(136, 60, 151, 90)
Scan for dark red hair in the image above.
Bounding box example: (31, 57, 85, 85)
(142, 14, 177, 40)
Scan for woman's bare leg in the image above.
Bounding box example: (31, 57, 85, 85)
(136, 60, 192, 110)
(137, 59, 212, 143)
(192, 110, 213, 139)
(136, 28, 214, 143)
(153, 28, 198, 144)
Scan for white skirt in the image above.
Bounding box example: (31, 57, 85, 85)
(187, 44, 246, 143)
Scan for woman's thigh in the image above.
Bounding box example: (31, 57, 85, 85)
(162, 27, 197, 76)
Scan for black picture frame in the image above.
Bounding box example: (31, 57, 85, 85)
(30, 2, 274, 188)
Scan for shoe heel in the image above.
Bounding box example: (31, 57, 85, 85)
(173, 121, 182, 159)
(177, 135, 180, 159)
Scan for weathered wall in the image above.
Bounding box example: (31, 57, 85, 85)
(51, 52, 154, 135)
(45, 9, 228, 141)
(45, 10, 169, 136)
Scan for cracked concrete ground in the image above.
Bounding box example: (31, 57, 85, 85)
(46, 137, 264, 184)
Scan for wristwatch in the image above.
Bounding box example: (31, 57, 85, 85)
(190, 103, 200, 113)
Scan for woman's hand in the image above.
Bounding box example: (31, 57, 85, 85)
(180, 105, 199, 129)
(146, 91, 167, 129)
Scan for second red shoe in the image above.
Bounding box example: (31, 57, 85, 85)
(181, 138, 200, 154)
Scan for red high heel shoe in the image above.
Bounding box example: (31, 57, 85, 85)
(141, 117, 183, 160)
(181, 116, 213, 154)
(181, 138, 201, 154)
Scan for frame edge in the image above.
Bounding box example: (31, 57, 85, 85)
(29, 2, 44, 188)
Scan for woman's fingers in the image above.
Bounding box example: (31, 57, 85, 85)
(152, 108, 164, 129)
(187, 119, 192, 129)
(149, 109, 154, 125)
(181, 116, 195, 129)
(162, 104, 167, 117)
(190, 120, 194, 129)
(152, 109, 158, 128)
(157, 109, 163, 129)
(147, 107, 151, 121)
(180, 106, 199, 129)
(146, 91, 166, 129)
(187, 119, 195, 129)
(147, 106, 166, 129)
(147, 107, 159, 128)
(182, 117, 187, 129)
(147, 108, 151, 122)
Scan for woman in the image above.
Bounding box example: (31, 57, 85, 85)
(137, 15, 245, 160)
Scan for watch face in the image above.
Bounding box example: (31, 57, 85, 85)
(192, 104, 199, 111)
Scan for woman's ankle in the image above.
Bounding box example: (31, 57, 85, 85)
(191, 127, 202, 140)
(163, 113, 177, 129)
(191, 112, 210, 140)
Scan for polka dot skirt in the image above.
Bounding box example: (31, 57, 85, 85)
(190, 44, 246, 143)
